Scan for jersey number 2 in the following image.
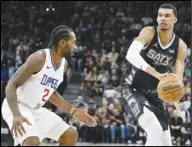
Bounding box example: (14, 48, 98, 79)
(42, 88, 50, 102)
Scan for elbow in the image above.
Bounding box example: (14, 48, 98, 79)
(5, 81, 16, 95)
(5, 82, 10, 97)
(5, 81, 11, 92)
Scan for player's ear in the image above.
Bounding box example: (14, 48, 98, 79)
(156, 17, 159, 24)
(60, 39, 66, 48)
(174, 17, 177, 24)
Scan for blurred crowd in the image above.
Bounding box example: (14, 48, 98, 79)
(1, 1, 191, 146)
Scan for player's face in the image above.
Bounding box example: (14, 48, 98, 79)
(157, 8, 177, 31)
(60, 32, 77, 57)
(66, 32, 77, 56)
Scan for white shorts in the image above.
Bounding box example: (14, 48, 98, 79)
(1, 99, 70, 146)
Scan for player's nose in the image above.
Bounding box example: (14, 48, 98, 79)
(161, 16, 166, 21)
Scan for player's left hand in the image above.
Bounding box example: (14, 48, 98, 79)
(168, 73, 182, 81)
(73, 108, 97, 127)
(173, 101, 181, 117)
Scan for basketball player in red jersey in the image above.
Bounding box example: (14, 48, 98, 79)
(121, 4, 187, 146)
(2, 25, 97, 146)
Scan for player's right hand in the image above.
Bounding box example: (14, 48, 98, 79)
(11, 115, 32, 137)
(73, 108, 97, 127)
(157, 73, 169, 80)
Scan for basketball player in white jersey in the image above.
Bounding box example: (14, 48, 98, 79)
(1, 25, 97, 146)
(121, 4, 188, 146)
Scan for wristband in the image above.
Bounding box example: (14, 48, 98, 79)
(69, 107, 76, 116)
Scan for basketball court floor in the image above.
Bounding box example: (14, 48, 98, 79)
(40, 142, 142, 146)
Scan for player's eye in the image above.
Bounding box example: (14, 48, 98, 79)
(162, 14, 170, 17)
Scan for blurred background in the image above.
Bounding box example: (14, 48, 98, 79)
(1, 1, 191, 146)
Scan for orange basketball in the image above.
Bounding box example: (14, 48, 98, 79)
(157, 74, 185, 103)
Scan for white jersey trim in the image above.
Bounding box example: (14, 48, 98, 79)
(157, 27, 175, 50)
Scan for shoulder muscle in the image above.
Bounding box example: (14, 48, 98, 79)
(9, 50, 46, 88)
(177, 38, 187, 62)
(135, 26, 155, 46)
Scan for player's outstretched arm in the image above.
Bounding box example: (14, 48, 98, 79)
(49, 91, 97, 127)
(173, 39, 187, 79)
(49, 60, 97, 127)
(126, 27, 165, 80)
(48, 59, 74, 114)
(5, 51, 45, 116)
(49, 90, 74, 114)
(172, 39, 187, 114)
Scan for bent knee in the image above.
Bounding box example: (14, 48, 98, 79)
(59, 127, 78, 142)
(150, 117, 163, 132)
(139, 107, 163, 132)
(22, 136, 40, 146)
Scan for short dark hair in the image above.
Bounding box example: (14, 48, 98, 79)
(48, 25, 73, 49)
(159, 4, 177, 17)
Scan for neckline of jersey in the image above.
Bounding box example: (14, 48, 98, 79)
(49, 49, 61, 71)
(157, 27, 175, 50)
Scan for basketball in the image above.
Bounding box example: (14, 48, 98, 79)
(157, 74, 185, 103)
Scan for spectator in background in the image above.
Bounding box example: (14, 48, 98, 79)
(76, 21, 88, 46)
(101, 98, 111, 143)
(124, 114, 138, 144)
(74, 95, 88, 108)
(88, 99, 96, 116)
(1, 54, 9, 100)
(71, 41, 84, 71)
(78, 99, 96, 142)
(109, 108, 126, 143)
(165, 105, 175, 121)
(8, 58, 16, 79)
(92, 66, 99, 81)
(91, 82, 103, 98)
(92, 106, 107, 143)
(100, 49, 108, 65)
(107, 42, 119, 64)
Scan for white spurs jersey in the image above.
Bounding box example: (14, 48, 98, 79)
(16, 49, 66, 109)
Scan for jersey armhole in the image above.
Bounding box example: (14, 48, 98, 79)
(32, 50, 47, 77)
(63, 58, 67, 73)
(142, 26, 157, 50)
(142, 44, 148, 50)
(173, 36, 180, 65)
